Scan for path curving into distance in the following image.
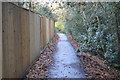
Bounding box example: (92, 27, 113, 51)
(48, 33, 85, 78)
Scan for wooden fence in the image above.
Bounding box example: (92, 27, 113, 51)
(0, 2, 2, 79)
(0, 2, 55, 78)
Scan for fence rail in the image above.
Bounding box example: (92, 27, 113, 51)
(0, 2, 55, 78)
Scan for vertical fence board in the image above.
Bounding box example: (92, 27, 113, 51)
(50, 20, 52, 39)
(29, 11, 35, 63)
(0, 2, 2, 79)
(34, 14, 40, 60)
(29, 12, 40, 63)
(40, 17, 44, 49)
(21, 8, 30, 73)
(42, 17, 47, 47)
(52, 21, 55, 37)
(13, 5, 23, 77)
(2, 3, 8, 78)
(7, 4, 16, 78)
(42, 18, 47, 47)
(50, 20, 55, 39)
(46, 18, 50, 43)
(2, 3, 16, 78)
(49, 19, 51, 40)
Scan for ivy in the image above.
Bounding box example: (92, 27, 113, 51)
(63, 2, 120, 68)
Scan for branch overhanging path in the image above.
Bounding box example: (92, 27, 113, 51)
(48, 33, 85, 78)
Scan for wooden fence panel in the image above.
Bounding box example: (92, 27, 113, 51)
(52, 21, 55, 38)
(29, 11, 35, 63)
(21, 7, 30, 73)
(49, 20, 52, 39)
(13, 4, 23, 77)
(50, 20, 55, 39)
(1, 2, 55, 78)
(29, 11, 40, 63)
(2, 3, 30, 78)
(34, 14, 40, 59)
(41, 17, 47, 47)
(46, 18, 50, 43)
(49, 19, 51, 40)
(3, 3, 15, 78)
(44, 17, 47, 47)
(40, 17, 44, 50)
(0, 2, 2, 79)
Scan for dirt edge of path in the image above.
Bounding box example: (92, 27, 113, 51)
(66, 34, 120, 79)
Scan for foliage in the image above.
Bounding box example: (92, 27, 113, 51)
(34, 5, 56, 20)
(13, 2, 56, 21)
(55, 20, 65, 33)
(63, 2, 120, 68)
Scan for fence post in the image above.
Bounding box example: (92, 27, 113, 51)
(0, 2, 2, 79)
(46, 18, 49, 43)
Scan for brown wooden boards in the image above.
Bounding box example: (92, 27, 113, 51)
(0, 2, 2, 79)
(40, 17, 44, 49)
(2, 2, 55, 78)
(29, 11, 35, 63)
(29, 11, 40, 63)
(2, 3, 15, 78)
(50, 20, 55, 39)
(13, 4, 23, 77)
(46, 18, 50, 43)
(41, 17, 47, 47)
(21, 7, 30, 75)
(2, 3, 30, 78)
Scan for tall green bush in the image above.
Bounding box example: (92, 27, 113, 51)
(63, 2, 120, 68)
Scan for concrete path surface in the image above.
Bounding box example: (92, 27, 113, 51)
(48, 33, 85, 78)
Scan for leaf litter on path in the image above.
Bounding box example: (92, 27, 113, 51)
(67, 34, 120, 79)
(26, 35, 59, 78)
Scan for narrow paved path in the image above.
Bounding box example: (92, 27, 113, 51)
(48, 33, 85, 78)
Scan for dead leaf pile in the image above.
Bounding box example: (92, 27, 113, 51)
(66, 34, 120, 79)
(66, 34, 80, 48)
(26, 35, 59, 78)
